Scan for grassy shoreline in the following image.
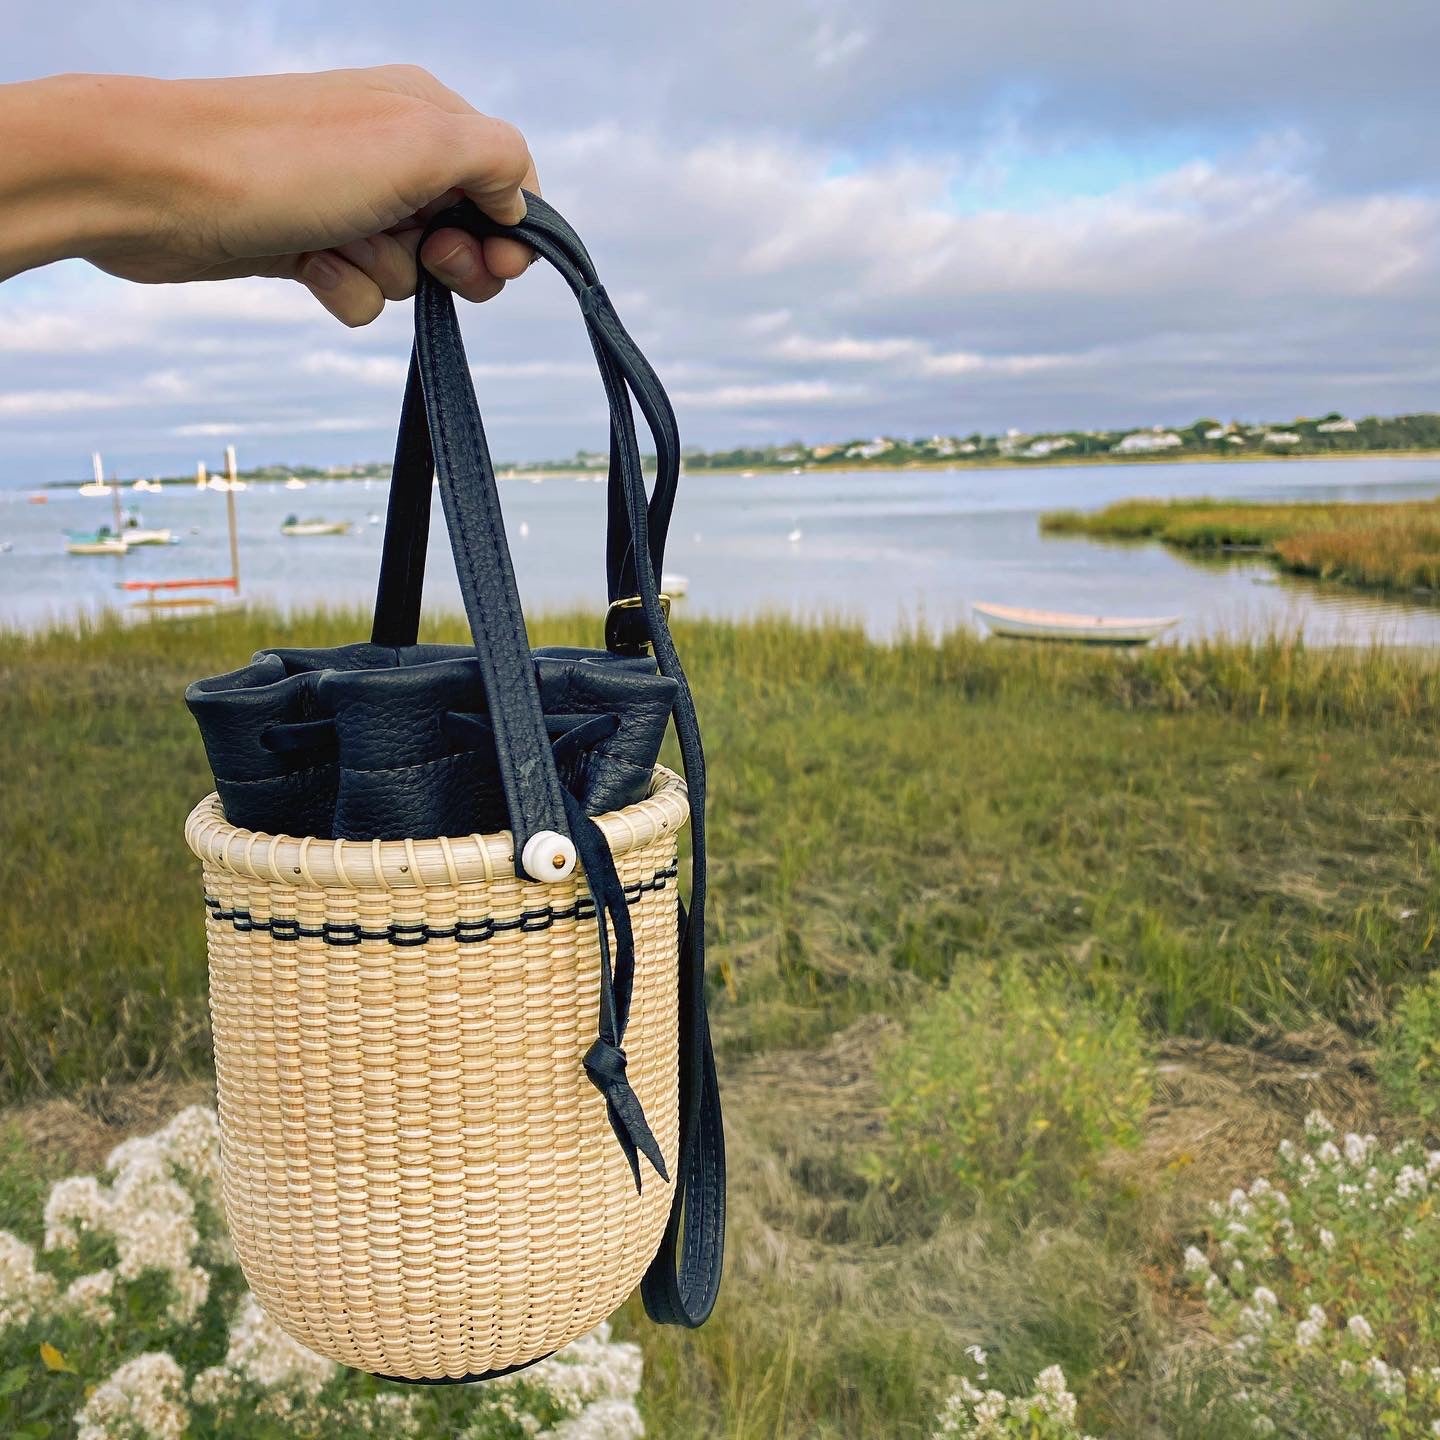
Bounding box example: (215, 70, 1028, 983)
(1044, 494, 1440, 598)
(4, 609, 1439, 1436)
(26, 443, 1440, 492)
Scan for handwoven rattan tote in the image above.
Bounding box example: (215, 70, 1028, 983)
(183, 195, 724, 1383)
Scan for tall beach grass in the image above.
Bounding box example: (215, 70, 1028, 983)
(1042, 494, 1440, 595)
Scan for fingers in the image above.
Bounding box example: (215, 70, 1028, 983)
(482, 156, 542, 279)
(419, 228, 505, 304)
(297, 250, 385, 326)
(335, 232, 417, 301)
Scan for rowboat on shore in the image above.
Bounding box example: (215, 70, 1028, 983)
(973, 601, 1179, 645)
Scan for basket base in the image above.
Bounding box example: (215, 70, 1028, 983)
(374, 1348, 555, 1386)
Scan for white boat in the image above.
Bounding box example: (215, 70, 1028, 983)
(973, 602, 1179, 645)
(661, 572, 690, 597)
(67, 535, 128, 556)
(284, 477, 308, 491)
(122, 528, 176, 547)
(79, 452, 111, 496)
(281, 517, 352, 537)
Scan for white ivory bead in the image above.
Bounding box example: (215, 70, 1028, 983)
(521, 830, 577, 882)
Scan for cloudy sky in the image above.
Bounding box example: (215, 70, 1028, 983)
(4, 1, 1439, 482)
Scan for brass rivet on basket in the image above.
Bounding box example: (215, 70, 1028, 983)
(551, 853, 566, 871)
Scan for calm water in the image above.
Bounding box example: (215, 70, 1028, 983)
(3, 457, 1440, 644)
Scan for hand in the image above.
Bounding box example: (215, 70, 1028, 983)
(3, 67, 540, 326)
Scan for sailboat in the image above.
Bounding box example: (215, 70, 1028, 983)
(78, 451, 112, 497)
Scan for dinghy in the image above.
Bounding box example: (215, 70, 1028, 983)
(66, 527, 128, 556)
(281, 515, 352, 537)
(973, 601, 1178, 645)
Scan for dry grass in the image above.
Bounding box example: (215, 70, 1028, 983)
(1043, 495, 1440, 596)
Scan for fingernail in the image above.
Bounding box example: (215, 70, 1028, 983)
(430, 241, 479, 284)
(303, 254, 343, 291)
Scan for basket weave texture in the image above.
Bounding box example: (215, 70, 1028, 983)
(184, 767, 687, 1380)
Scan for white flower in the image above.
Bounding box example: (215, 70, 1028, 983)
(1304, 1111, 1335, 1139)
(1278, 1139, 1298, 1163)
(0, 1230, 57, 1331)
(214, 1295, 334, 1395)
(1316, 1140, 1342, 1166)
(1347, 1314, 1375, 1345)
(1343, 1133, 1374, 1167)
(1394, 1165, 1428, 1199)
(44, 1175, 108, 1251)
(61, 1269, 116, 1324)
(76, 1352, 189, 1440)
(1318, 1227, 1336, 1252)
(1295, 1316, 1324, 1348)
(1364, 1356, 1405, 1400)
(1251, 1286, 1278, 1309)
(1183, 1246, 1211, 1275)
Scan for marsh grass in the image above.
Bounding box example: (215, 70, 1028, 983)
(3, 608, 1440, 1436)
(1042, 495, 1440, 596)
(3, 607, 1439, 1096)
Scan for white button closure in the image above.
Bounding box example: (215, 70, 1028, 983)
(521, 830, 577, 882)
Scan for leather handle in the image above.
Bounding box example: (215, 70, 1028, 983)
(371, 192, 679, 643)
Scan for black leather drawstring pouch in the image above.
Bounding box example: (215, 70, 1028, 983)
(184, 194, 724, 1335)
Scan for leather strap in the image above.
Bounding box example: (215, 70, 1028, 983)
(378, 194, 725, 1329)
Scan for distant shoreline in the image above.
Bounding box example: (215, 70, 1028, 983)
(23, 445, 1440, 492)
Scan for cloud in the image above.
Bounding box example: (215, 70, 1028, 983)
(670, 380, 858, 409)
(2, 2, 1440, 478)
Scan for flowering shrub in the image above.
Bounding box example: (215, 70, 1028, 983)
(880, 967, 1150, 1215)
(1183, 1110, 1440, 1438)
(0, 1106, 646, 1440)
(931, 1348, 1096, 1439)
(1377, 971, 1440, 1122)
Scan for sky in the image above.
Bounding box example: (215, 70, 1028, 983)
(3, 0, 1440, 482)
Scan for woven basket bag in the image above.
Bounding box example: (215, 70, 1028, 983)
(185, 770, 687, 1379)
(183, 195, 724, 1382)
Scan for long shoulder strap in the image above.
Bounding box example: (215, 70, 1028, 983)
(376, 195, 725, 1327)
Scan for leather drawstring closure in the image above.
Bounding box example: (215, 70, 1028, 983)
(443, 707, 667, 1192)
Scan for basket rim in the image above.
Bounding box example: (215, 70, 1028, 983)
(185, 764, 688, 891)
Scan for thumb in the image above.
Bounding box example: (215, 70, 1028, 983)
(450, 113, 534, 226)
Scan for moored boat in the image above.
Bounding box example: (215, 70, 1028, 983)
(66, 526, 129, 556)
(973, 601, 1179, 645)
(281, 515, 352, 537)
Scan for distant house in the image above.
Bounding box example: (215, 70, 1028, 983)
(1226, 434, 1246, 445)
(1114, 430, 1183, 454)
(1316, 418, 1357, 433)
(1024, 437, 1076, 458)
(1263, 431, 1302, 445)
(775, 448, 804, 463)
(1203, 428, 1228, 440)
(811, 444, 840, 459)
(929, 436, 957, 456)
(956, 441, 979, 454)
(846, 437, 894, 460)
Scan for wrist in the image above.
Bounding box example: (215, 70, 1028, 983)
(0, 74, 189, 278)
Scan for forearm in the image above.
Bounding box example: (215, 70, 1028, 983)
(0, 65, 537, 324)
(0, 74, 163, 282)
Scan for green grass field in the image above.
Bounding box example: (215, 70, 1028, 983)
(1041, 494, 1440, 595)
(2, 609, 1438, 1436)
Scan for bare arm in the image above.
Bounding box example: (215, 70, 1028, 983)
(0, 66, 540, 325)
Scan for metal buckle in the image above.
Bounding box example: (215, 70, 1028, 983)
(604, 593, 672, 655)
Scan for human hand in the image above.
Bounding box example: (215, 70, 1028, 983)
(5, 67, 540, 325)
